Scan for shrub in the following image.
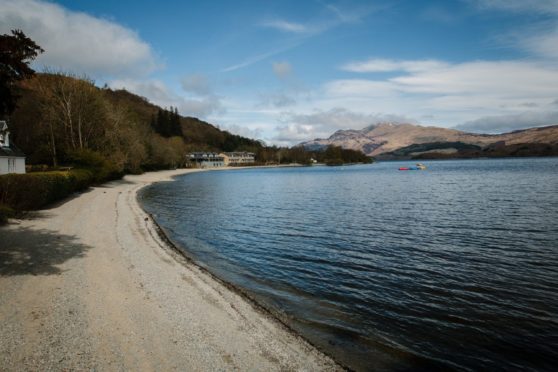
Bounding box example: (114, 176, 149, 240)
(67, 149, 106, 169)
(67, 168, 95, 192)
(325, 158, 344, 166)
(0, 169, 95, 211)
(0, 204, 14, 225)
(25, 164, 50, 173)
(67, 149, 123, 182)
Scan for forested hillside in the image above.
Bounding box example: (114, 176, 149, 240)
(9, 73, 264, 173)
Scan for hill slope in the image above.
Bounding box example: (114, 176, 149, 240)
(301, 123, 558, 156)
(8, 73, 262, 170)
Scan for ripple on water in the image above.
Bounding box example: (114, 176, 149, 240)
(141, 158, 558, 371)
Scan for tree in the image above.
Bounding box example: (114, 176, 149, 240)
(152, 106, 182, 137)
(171, 106, 182, 136)
(0, 30, 43, 118)
(32, 72, 107, 165)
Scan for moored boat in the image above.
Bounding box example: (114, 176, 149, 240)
(399, 163, 427, 171)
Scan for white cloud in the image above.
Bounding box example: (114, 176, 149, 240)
(261, 20, 308, 33)
(259, 92, 297, 108)
(455, 111, 558, 133)
(469, 0, 558, 61)
(272, 61, 292, 79)
(324, 79, 397, 97)
(333, 59, 558, 100)
(221, 124, 264, 140)
(180, 98, 223, 118)
(181, 74, 211, 96)
(273, 108, 417, 143)
(391, 61, 558, 96)
(342, 58, 449, 73)
(109, 79, 222, 118)
(0, 0, 159, 78)
(524, 26, 558, 59)
(259, 62, 309, 109)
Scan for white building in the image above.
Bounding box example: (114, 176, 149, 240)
(187, 152, 225, 168)
(0, 121, 26, 174)
(220, 152, 255, 166)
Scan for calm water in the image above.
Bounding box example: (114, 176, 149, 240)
(140, 158, 558, 371)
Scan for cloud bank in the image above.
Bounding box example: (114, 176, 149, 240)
(273, 108, 417, 144)
(456, 111, 558, 133)
(0, 0, 159, 78)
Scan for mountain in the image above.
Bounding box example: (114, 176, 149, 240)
(300, 123, 558, 158)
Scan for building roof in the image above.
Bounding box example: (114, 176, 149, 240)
(188, 152, 224, 160)
(222, 152, 255, 157)
(0, 120, 25, 157)
(0, 144, 25, 157)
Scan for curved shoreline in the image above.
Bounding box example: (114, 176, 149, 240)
(0, 168, 341, 371)
(137, 171, 350, 371)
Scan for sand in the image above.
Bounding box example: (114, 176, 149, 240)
(0, 169, 341, 371)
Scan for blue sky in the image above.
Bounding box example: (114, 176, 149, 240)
(2, 0, 558, 145)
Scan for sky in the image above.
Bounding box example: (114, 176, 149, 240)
(2, 0, 558, 145)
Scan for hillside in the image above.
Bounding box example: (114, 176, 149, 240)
(8, 73, 263, 170)
(301, 123, 558, 157)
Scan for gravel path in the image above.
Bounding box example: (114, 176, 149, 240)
(0, 169, 341, 371)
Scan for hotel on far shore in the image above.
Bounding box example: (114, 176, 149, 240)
(187, 151, 255, 168)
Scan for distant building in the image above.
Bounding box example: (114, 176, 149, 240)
(220, 152, 255, 166)
(187, 152, 225, 168)
(0, 121, 26, 174)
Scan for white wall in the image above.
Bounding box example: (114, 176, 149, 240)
(15, 157, 25, 173)
(0, 157, 26, 174)
(0, 157, 8, 174)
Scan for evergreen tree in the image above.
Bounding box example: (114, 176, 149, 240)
(150, 113, 157, 131)
(172, 106, 182, 136)
(0, 29, 43, 118)
(162, 107, 171, 136)
(155, 108, 164, 135)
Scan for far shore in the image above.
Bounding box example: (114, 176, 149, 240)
(0, 167, 340, 371)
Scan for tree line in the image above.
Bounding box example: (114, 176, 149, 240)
(255, 145, 372, 165)
(10, 72, 188, 172)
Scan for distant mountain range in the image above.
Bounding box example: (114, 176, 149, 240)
(300, 123, 558, 159)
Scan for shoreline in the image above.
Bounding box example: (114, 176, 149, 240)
(0, 168, 341, 371)
(136, 168, 348, 368)
(138, 177, 350, 371)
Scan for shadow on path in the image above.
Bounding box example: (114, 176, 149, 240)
(0, 226, 91, 277)
(96, 178, 135, 188)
